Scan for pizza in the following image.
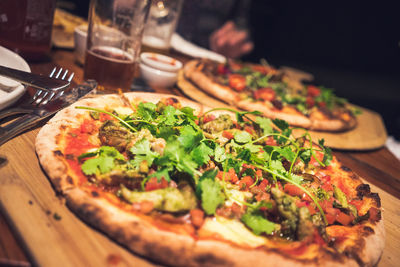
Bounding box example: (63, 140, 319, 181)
(183, 59, 357, 132)
(35, 92, 384, 266)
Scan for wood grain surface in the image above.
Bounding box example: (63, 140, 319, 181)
(0, 49, 399, 267)
(177, 72, 387, 150)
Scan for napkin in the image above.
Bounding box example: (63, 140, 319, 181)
(170, 33, 226, 63)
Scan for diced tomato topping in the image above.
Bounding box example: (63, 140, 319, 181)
(99, 113, 113, 122)
(284, 184, 304, 197)
(265, 136, 277, 146)
(337, 180, 351, 196)
(229, 74, 247, 91)
(217, 168, 238, 183)
(239, 176, 254, 190)
(190, 209, 205, 228)
(307, 85, 321, 97)
(222, 130, 234, 140)
(203, 114, 216, 123)
(257, 179, 269, 191)
(321, 183, 334, 192)
(318, 101, 326, 108)
(325, 214, 336, 225)
(253, 88, 276, 101)
(349, 199, 363, 215)
(368, 207, 380, 222)
(309, 151, 324, 166)
(306, 96, 315, 108)
(255, 192, 271, 203)
(336, 211, 353, 226)
(145, 177, 168, 191)
(242, 163, 255, 170)
(217, 64, 229, 75)
(80, 119, 96, 134)
(250, 65, 267, 74)
(231, 202, 243, 216)
(244, 125, 256, 135)
(313, 229, 326, 246)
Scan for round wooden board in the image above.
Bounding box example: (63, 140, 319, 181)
(177, 71, 388, 150)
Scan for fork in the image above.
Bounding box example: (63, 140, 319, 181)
(0, 67, 74, 120)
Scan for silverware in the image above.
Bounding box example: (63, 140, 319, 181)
(31, 67, 75, 105)
(0, 67, 74, 120)
(0, 80, 97, 146)
(0, 65, 71, 92)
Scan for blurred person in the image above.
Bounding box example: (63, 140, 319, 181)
(176, 0, 253, 59)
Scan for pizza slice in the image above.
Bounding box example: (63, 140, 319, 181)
(183, 59, 357, 132)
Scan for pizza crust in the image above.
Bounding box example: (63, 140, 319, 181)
(35, 92, 383, 267)
(184, 60, 239, 105)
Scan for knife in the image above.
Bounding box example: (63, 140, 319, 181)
(0, 65, 70, 91)
(0, 80, 97, 146)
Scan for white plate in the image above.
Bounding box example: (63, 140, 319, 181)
(0, 46, 31, 110)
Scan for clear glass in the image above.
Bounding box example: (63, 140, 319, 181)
(84, 0, 151, 94)
(0, 0, 55, 61)
(141, 0, 183, 55)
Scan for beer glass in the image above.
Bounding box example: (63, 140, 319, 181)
(141, 0, 183, 55)
(84, 0, 151, 93)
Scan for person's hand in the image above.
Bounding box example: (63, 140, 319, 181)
(209, 21, 254, 59)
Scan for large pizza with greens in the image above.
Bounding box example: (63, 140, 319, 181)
(183, 59, 358, 132)
(36, 93, 384, 266)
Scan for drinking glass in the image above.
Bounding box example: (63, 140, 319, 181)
(141, 0, 183, 55)
(84, 0, 151, 93)
(0, 0, 55, 61)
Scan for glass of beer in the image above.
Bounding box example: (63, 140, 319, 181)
(84, 0, 151, 94)
(0, 0, 55, 61)
(141, 0, 183, 55)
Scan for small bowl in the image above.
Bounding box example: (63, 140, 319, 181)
(140, 52, 182, 73)
(74, 24, 88, 65)
(139, 62, 178, 88)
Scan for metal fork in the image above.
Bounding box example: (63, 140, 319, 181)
(31, 67, 75, 105)
(0, 67, 74, 120)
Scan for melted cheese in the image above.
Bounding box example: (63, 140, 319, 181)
(199, 216, 267, 247)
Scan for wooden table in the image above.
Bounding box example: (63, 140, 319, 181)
(0, 49, 399, 267)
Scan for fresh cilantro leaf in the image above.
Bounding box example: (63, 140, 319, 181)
(234, 131, 252, 144)
(299, 149, 311, 164)
(274, 146, 296, 162)
(195, 169, 225, 215)
(178, 125, 203, 150)
(81, 158, 99, 175)
(237, 148, 251, 161)
(241, 211, 276, 235)
(162, 140, 199, 176)
(161, 105, 178, 125)
(270, 160, 286, 173)
(191, 143, 213, 165)
(289, 173, 303, 184)
(80, 146, 125, 175)
(255, 117, 273, 135)
(244, 143, 263, 153)
(179, 106, 197, 121)
(130, 139, 159, 167)
(136, 102, 157, 120)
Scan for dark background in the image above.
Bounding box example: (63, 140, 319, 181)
(245, 1, 400, 140)
(65, 0, 400, 139)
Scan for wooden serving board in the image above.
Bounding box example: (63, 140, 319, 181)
(0, 128, 398, 266)
(0, 98, 397, 267)
(177, 72, 387, 150)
